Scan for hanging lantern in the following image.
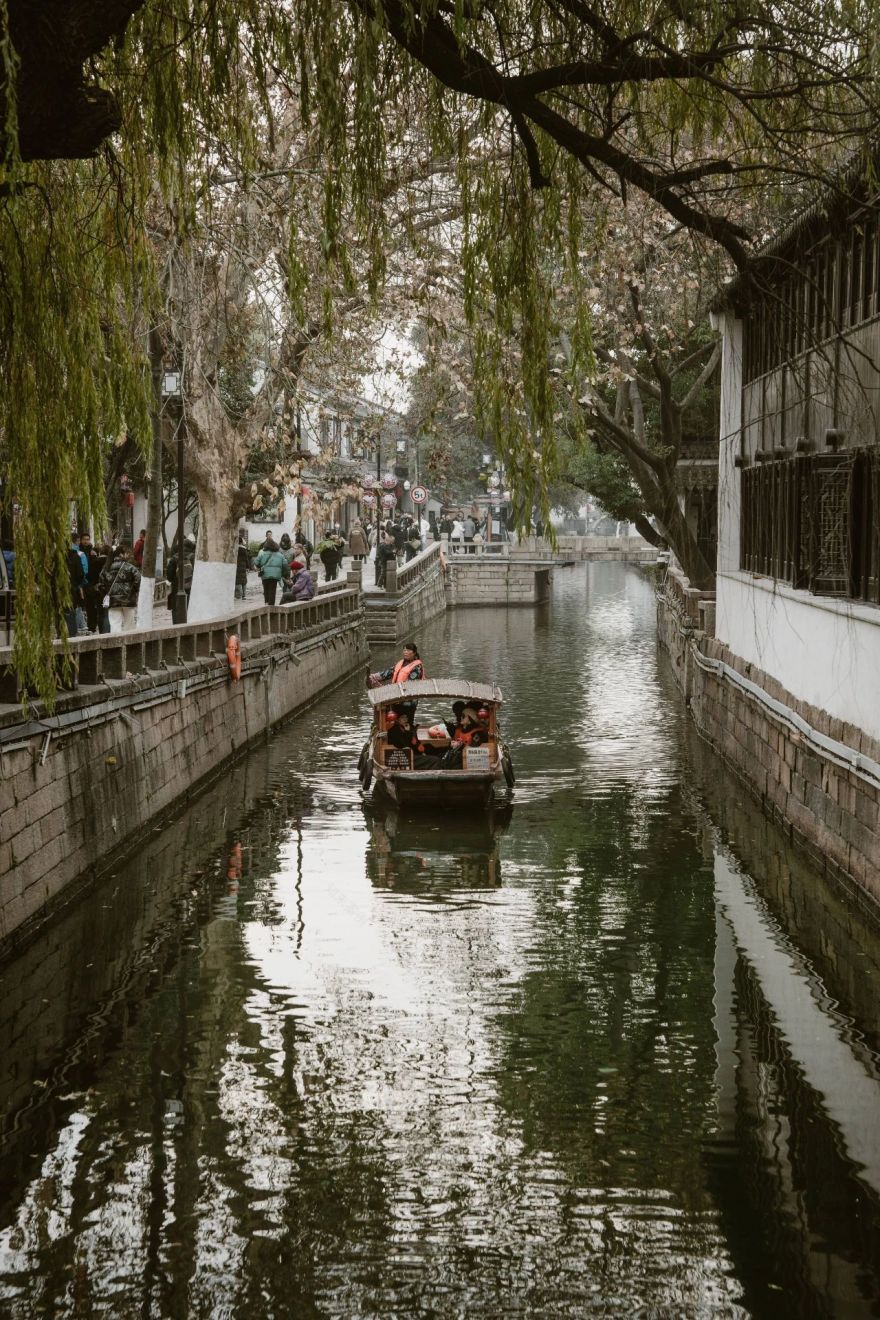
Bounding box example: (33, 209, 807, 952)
(381, 472, 397, 490)
(487, 472, 501, 489)
(477, 707, 490, 722)
(362, 492, 377, 507)
(362, 473, 376, 489)
(502, 490, 512, 502)
(381, 492, 397, 508)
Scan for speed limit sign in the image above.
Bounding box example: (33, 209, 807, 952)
(410, 484, 429, 505)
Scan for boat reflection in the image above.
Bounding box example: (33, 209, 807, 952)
(364, 802, 512, 893)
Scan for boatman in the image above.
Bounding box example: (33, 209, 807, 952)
(367, 641, 425, 689)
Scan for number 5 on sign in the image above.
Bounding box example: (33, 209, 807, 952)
(410, 485, 429, 505)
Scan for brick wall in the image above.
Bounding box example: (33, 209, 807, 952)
(0, 613, 367, 949)
(658, 592, 880, 907)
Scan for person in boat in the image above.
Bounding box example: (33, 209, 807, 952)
(385, 708, 438, 765)
(439, 704, 488, 769)
(445, 701, 466, 737)
(373, 641, 424, 686)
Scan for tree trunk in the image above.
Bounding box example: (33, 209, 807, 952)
(654, 491, 715, 589)
(137, 330, 164, 628)
(187, 480, 242, 621)
(633, 514, 666, 550)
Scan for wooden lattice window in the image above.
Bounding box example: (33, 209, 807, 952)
(810, 452, 854, 596)
(740, 447, 878, 604)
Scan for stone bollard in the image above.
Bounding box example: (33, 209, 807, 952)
(347, 564, 362, 590)
(385, 559, 398, 593)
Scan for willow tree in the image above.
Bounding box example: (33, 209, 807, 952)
(1, 0, 878, 697)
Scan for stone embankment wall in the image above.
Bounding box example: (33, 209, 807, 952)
(0, 590, 367, 950)
(444, 557, 552, 607)
(657, 570, 880, 907)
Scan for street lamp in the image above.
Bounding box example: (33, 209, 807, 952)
(161, 366, 187, 624)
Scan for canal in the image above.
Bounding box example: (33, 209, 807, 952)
(1, 563, 879, 1318)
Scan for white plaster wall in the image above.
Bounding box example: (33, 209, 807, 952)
(716, 570, 880, 741)
(712, 312, 743, 575)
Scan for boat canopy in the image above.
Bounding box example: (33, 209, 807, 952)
(368, 678, 503, 707)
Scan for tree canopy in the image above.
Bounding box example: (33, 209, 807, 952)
(1, 0, 878, 695)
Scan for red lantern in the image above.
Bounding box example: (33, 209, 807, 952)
(477, 707, 489, 722)
(386, 710, 398, 723)
(381, 473, 397, 490)
(362, 473, 376, 488)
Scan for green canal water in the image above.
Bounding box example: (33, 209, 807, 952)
(1, 563, 879, 1318)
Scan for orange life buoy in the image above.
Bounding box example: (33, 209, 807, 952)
(226, 633, 241, 680)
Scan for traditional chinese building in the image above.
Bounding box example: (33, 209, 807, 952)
(659, 175, 880, 903)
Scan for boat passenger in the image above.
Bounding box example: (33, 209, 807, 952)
(385, 709, 437, 765)
(439, 706, 488, 769)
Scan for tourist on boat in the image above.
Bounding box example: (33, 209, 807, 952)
(445, 701, 466, 736)
(385, 709, 438, 764)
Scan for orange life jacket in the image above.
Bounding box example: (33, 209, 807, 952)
(392, 657, 424, 683)
(455, 724, 485, 746)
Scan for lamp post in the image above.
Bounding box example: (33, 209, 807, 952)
(162, 368, 187, 625)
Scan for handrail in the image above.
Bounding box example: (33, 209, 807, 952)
(395, 539, 442, 590)
(0, 587, 361, 702)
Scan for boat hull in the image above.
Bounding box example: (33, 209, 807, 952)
(373, 765, 501, 809)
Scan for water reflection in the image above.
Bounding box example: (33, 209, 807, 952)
(0, 564, 878, 1317)
(364, 804, 511, 894)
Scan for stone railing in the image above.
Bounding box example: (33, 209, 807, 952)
(388, 539, 442, 593)
(658, 562, 716, 634)
(0, 587, 361, 705)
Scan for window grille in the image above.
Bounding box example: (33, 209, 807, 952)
(740, 448, 879, 604)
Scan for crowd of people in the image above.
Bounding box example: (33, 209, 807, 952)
(3, 497, 519, 643)
(58, 530, 145, 637)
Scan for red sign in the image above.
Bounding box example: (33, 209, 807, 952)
(410, 485, 429, 505)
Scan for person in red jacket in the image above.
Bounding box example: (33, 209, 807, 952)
(132, 529, 146, 568)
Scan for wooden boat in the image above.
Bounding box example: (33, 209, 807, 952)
(358, 678, 515, 808)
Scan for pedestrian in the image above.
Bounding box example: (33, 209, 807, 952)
(254, 536, 289, 605)
(166, 534, 195, 606)
(97, 541, 141, 633)
(428, 510, 439, 542)
(132, 528, 146, 568)
(391, 519, 406, 554)
(235, 531, 252, 600)
(373, 529, 393, 588)
(64, 536, 87, 638)
(463, 513, 476, 544)
(316, 530, 342, 581)
(1, 539, 14, 590)
(281, 559, 315, 601)
(294, 523, 313, 569)
(405, 522, 422, 562)
(78, 531, 101, 631)
(451, 516, 464, 551)
(348, 519, 369, 563)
